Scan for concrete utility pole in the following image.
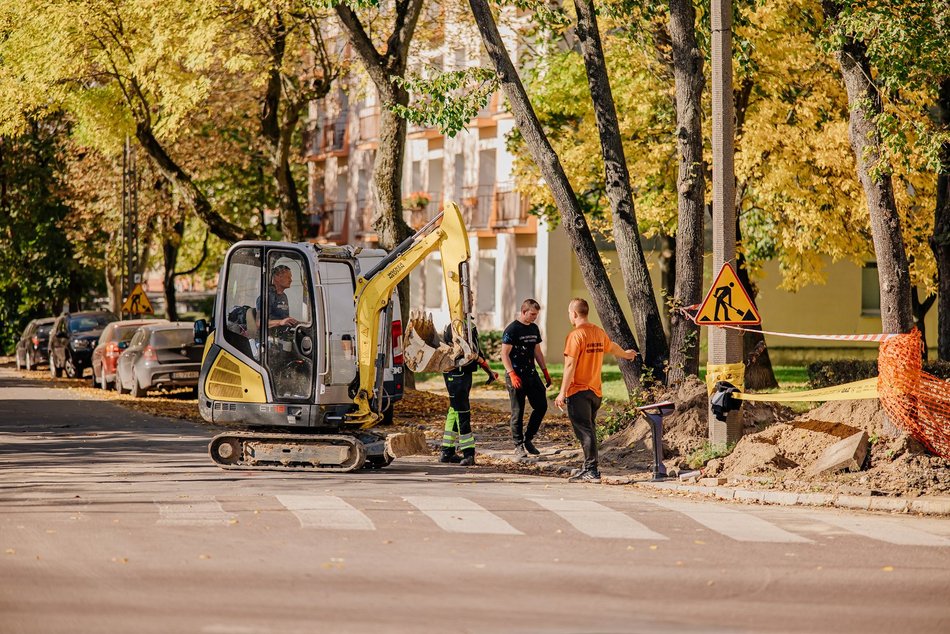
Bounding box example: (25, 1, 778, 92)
(708, 0, 742, 445)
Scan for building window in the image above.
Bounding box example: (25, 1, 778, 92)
(861, 263, 880, 316)
(516, 255, 535, 304)
(477, 258, 496, 313)
(425, 258, 443, 309)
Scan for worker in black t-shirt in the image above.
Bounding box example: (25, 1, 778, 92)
(440, 323, 498, 466)
(501, 298, 551, 459)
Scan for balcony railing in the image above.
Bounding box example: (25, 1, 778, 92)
(461, 185, 494, 229)
(307, 114, 348, 157)
(494, 181, 529, 226)
(358, 109, 379, 143)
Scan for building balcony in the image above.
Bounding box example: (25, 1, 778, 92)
(459, 182, 532, 232)
(493, 181, 529, 227)
(460, 185, 494, 229)
(358, 108, 379, 145)
(308, 114, 348, 160)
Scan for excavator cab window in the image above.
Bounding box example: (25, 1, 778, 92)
(223, 247, 263, 362)
(262, 251, 315, 400)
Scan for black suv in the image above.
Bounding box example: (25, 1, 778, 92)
(49, 311, 118, 379)
(15, 317, 56, 371)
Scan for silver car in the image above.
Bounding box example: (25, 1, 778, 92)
(116, 323, 204, 398)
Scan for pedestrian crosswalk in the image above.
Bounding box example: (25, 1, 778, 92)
(144, 492, 950, 547)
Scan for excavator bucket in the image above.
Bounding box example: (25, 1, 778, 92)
(403, 310, 475, 373)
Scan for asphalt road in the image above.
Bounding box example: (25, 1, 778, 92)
(1, 368, 949, 634)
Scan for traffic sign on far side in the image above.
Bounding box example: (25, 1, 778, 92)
(696, 263, 761, 326)
(121, 283, 154, 315)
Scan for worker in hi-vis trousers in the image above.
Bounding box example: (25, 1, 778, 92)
(441, 324, 498, 466)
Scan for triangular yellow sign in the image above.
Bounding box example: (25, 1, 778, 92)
(696, 263, 761, 326)
(121, 283, 154, 315)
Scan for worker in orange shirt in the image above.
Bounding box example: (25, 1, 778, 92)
(554, 298, 639, 483)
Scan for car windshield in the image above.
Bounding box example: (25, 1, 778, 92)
(36, 324, 52, 336)
(150, 328, 195, 348)
(69, 315, 114, 332)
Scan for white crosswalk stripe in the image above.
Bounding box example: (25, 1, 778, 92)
(156, 497, 234, 526)
(811, 513, 950, 546)
(529, 497, 668, 540)
(404, 495, 522, 535)
(276, 494, 375, 531)
(650, 498, 812, 543)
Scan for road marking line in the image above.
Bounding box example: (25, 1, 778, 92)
(810, 514, 950, 546)
(276, 494, 375, 531)
(156, 497, 233, 526)
(529, 497, 668, 540)
(404, 496, 522, 535)
(651, 499, 811, 543)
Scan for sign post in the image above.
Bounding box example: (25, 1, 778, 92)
(708, 0, 742, 446)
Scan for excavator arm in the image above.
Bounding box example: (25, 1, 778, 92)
(348, 202, 476, 427)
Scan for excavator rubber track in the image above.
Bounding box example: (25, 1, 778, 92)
(209, 432, 368, 472)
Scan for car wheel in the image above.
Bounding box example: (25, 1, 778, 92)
(99, 371, 110, 390)
(131, 376, 146, 398)
(64, 355, 78, 379)
(50, 357, 62, 378)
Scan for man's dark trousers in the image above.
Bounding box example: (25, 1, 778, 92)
(507, 370, 547, 445)
(566, 389, 602, 472)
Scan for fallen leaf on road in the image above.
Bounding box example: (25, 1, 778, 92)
(5, 549, 14, 555)
(111, 557, 129, 564)
(882, 566, 894, 572)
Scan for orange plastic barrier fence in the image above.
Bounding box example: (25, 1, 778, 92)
(878, 329, 950, 459)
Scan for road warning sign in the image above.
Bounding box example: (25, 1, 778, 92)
(121, 283, 154, 315)
(696, 263, 761, 326)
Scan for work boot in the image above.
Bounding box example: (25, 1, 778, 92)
(568, 469, 602, 484)
(439, 449, 462, 464)
(459, 452, 476, 467)
(514, 444, 528, 459)
(523, 439, 540, 455)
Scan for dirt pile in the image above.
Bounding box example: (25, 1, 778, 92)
(597, 378, 796, 473)
(708, 398, 950, 496)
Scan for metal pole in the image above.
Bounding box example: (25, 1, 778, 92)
(708, 0, 743, 446)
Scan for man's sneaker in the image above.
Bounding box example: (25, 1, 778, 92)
(514, 444, 528, 459)
(439, 452, 462, 464)
(568, 470, 602, 483)
(459, 455, 476, 467)
(523, 439, 540, 455)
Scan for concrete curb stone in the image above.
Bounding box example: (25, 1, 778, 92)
(633, 480, 948, 516)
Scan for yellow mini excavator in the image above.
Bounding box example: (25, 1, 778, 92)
(195, 202, 478, 471)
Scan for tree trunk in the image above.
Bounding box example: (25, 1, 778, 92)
(736, 249, 779, 389)
(824, 1, 913, 334)
(162, 218, 184, 322)
(135, 121, 252, 244)
(912, 287, 935, 361)
(666, 0, 706, 384)
(658, 232, 675, 334)
(573, 0, 669, 385)
(260, 12, 305, 241)
(931, 78, 950, 360)
(469, 0, 642, 393)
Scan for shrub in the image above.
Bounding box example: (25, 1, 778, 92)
(478, 330, 503, 359)
(807, 358, 950, 388)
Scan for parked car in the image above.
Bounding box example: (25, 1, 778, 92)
(116, 322, 204, 397)
(49, 311, 118, 379)
(15, 318, 56, 371)
(91, 319, 168, 390)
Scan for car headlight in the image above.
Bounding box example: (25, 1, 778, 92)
(72, 338, 91, 350)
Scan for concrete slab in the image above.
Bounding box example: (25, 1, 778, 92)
(806, 431, 869, 476)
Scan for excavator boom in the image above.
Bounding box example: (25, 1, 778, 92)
(349, 202, 476, 427)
